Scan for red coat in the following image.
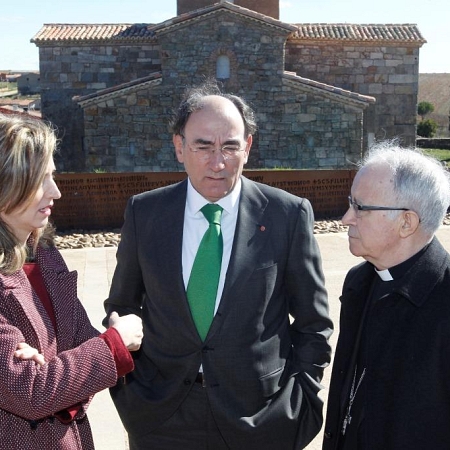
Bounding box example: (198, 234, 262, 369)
(0, 244, 119, 449)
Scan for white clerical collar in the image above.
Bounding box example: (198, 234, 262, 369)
(374, 268, 394, 281)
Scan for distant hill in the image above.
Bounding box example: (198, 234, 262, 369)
(418, 73, 450, 137)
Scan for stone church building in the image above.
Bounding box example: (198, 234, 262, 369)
(31, 0, 425, 172)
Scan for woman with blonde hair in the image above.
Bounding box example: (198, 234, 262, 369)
(0, 112, 142, 449)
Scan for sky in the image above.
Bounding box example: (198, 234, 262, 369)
(1, 0, 449, 73)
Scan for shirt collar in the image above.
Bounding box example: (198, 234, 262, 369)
(374, 268, 393, 281)
(186, 177, 241, 216)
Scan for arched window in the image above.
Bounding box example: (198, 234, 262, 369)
(216, 55, 230, 80)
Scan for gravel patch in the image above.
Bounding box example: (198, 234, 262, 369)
(54, 214, 450, 250)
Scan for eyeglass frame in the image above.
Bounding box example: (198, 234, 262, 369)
(180, 135, 247, 161)
(348, 196, 410, 214)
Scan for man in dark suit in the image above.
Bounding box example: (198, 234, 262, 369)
(323, 142, 450, 450)
(104, 80, 333, 450)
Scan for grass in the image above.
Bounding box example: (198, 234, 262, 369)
(0, 81, 17, 91)
(422, 148, 450, 163)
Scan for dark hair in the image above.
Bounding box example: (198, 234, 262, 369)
(169, 79, 257, 137)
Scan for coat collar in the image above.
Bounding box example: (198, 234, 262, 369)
(392, 237, 449, 307)
(343, 237, 449, 308)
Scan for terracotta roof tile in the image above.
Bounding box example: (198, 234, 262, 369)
(32, 21, 426, 46)
(31, 23, 156, 44)
(30, 3, 425, 46)
(291, 23, 426, 43)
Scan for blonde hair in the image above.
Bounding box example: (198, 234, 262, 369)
(0, 113, 57, 274)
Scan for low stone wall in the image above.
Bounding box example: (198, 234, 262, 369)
(53, 169, 355, 230)
(416, 138, 450, 149)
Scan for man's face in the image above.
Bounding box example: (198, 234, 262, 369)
(342, 165, 405, 269)
(174, 95, 251, 202)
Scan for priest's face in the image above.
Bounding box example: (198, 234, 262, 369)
(342, 165, 406, 270)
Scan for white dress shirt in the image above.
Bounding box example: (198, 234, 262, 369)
(182, 178, 241, 314)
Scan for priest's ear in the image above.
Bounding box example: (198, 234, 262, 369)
(399, 210, 420, 238)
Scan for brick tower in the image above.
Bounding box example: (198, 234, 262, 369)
(177, 0, 279, 19)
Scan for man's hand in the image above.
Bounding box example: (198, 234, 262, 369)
(109, 311, 143, 351)
(14, 343, 46, 366)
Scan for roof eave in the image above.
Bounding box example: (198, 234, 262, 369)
(73, 73, 162, 108)
(283, 72, 376, 108)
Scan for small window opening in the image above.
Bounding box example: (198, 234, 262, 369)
(216, 55, 230, 80)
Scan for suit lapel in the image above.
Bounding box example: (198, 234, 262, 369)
(149, 181, 201, 338)
(150, 181, 186, 288)
(207, 178, 270, 338)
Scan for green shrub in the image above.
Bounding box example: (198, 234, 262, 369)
(417, 119, 438, 138)
(417, 101, 434, 120)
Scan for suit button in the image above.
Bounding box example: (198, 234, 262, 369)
(183, 379, 191, 385)
(202, 346, 214, 353)
(324, 430, 333, 439)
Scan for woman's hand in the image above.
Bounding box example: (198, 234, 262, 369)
(14, 343, 46, 366)
(109, 311, 143, 351)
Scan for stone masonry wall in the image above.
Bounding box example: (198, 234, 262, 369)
(83, 79, 365, 172)
(285, 42, 420, 147)
(272, 81, 364, 168)
(81, 12, 366, 171)
(39, 42, 160, 171)
(83, 83, 179, 172)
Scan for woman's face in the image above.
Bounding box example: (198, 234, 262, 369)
(0, 157, 61, 244)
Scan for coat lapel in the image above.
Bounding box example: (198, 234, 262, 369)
(0, 268, 57, 358)
(36, 246, 79, 356)
(337, 262, 375, 409)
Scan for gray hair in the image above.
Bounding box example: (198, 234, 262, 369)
(361, 141, 450, 235)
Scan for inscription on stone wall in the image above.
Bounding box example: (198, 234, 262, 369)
(246, 171, 355, 219)
(53, 170, 355, 230)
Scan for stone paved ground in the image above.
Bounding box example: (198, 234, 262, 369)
(60, 223, 450, 450)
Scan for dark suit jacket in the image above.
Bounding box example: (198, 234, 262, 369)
(323, 237, 450, 450)
(104, 176, 332, 449)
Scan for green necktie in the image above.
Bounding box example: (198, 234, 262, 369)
(187, 204, 223, 341)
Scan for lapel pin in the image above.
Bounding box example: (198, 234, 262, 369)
(259, 225, 266, 232)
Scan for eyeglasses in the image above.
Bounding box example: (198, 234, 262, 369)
(348, 196, 409, 216)
(182, 137, 246, 161)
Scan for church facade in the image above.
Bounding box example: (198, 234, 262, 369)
(31, 0, 425, 172)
